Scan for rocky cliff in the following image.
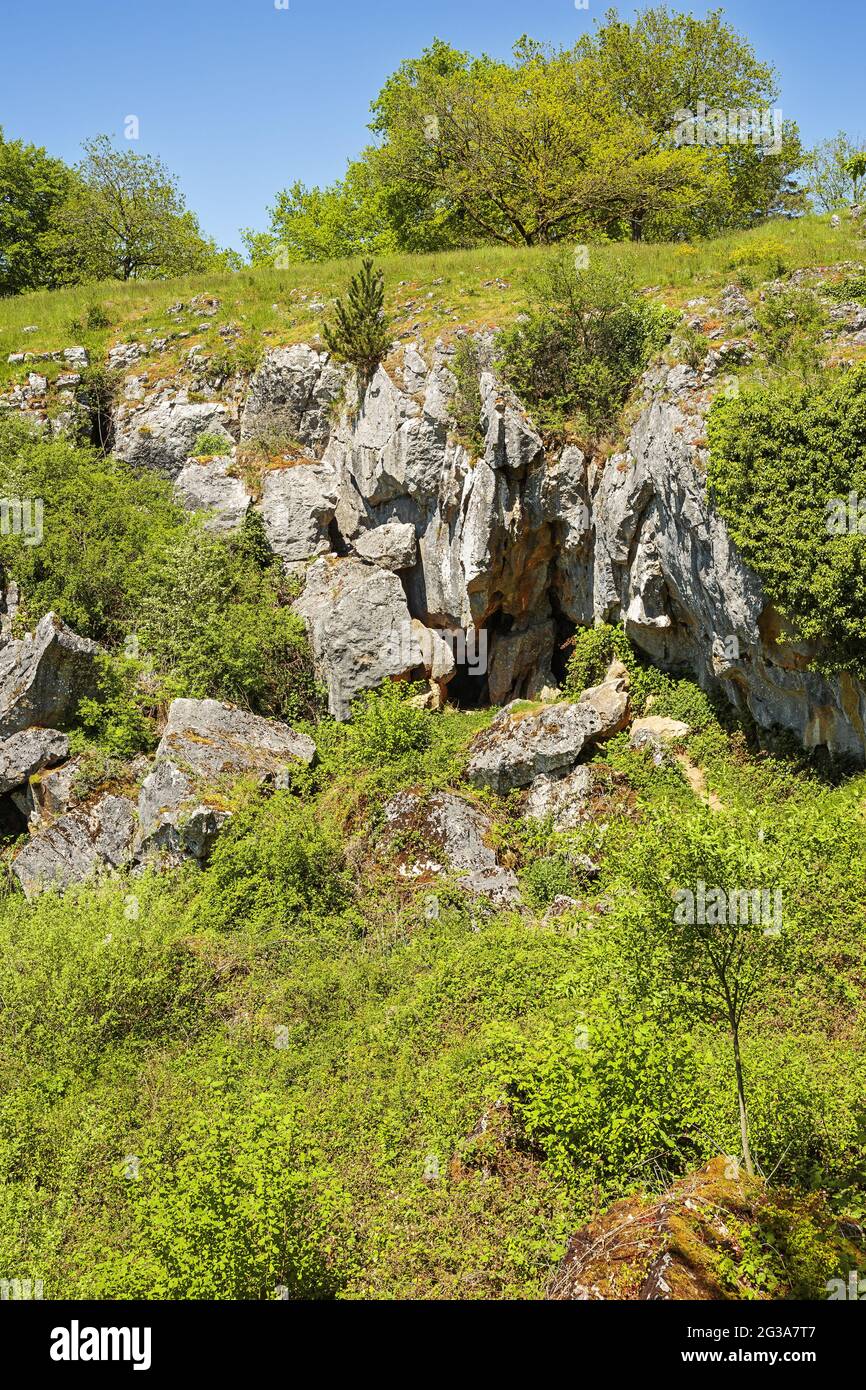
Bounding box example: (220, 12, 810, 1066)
(5, 313, 865, 762)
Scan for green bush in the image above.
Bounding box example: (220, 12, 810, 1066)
(91, 1091, 348, 1300)
(499, 256, 674, 437)
(190, 430, 231, 457)
(0, 417, 185, 642)
(322, 257, 391, 383)
(707, 364, 866, 677)
(194, 793, 352, 937)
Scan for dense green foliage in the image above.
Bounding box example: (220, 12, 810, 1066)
(0, 421, 321, 732)
(707, 364, 866, 677)
(0, 133, 235, 297)
(248, 9, 806, 264)
(1, 675, 864, 1298)
(499, 258, 674, 435)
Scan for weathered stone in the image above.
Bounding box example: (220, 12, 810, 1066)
(0, 728, 69, 796)
(524, 765, 594, 830)
(113, 393, 234, 477)
(12, 794, 136, 899)
(295, 557, 427, 719)
(136, 698, 316, 862)
(258, 462, 339, 567)
(0, 614, 101, 740)
(242, 345, 346, 456)
(28, 755, 83, 820)
(467, 676, 629, 794)
(630, 716, 691, 752)
(173, 457, 252, 532)
(380, 789, 522, 906)
(354, 521, 417, 571)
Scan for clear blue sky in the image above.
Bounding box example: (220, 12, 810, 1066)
(3, 0, 864, 253)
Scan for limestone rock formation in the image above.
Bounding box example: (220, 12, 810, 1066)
(0, 614, 102, 740)
(173, 457, 252, 532)
(12, 794, 136, 900)
(380, 789, 522, 906)
(0, 728, 69, 797)
(136, 697, 316, 863)
(295, 556, 437, 719)
(258, 462, 339, 568)
(466, 673, 629, 794)
(113, 392, 235, 476)
(242, 345, 346, 455)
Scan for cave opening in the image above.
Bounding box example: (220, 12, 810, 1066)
(0, 792, 29, 844)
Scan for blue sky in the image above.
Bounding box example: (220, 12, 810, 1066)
(3, 0, 864, 253)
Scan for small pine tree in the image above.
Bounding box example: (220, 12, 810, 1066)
(322, 258, 391, 385)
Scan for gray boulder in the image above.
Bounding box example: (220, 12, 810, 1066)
(294, 556, 430, 719)
(258, 462, 339, 568)
(12, 794, 136, 900)
(242, 345, 346, 456)
(173, 457, 252, 532)
(466, 675, 629, 794)
(0, 728, 69, 796)
(0, 614, 101, 740)
(136, 698, 316, 862)
(524, 765, 594, 830)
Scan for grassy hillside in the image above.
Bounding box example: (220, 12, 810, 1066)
(1, 215, 863, 391)
(1, 684, 865, 1300)
(1, 213, 866, 1301)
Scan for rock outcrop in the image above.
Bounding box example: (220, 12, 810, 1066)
(0, 728, 69, 796)
(136, 697, 316, 862)
(380, 789, 522, 907)
(0, 614, 102, 739)
(466, 670, 629, 793)
(12, 794, 136, 900)
(295, 556, 451, 719)
(173, 457, 252, 532)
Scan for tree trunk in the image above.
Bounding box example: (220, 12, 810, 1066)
(732, 1024, 755, 1178)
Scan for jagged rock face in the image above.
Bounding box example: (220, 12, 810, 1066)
(0, 728, 69, 796)
(136, 697, 316, 862)
(98, 333, 866, 757)
(294, 556, 431, 720)
(594, 377, 866, 761)
(259, 462, 339, 568)
(173, 457, 252, 532)
(113, 393, 235, 477)
(12, 793, 136, 900)
(242, 345, 346, 456)
(0, 614, 102, 740)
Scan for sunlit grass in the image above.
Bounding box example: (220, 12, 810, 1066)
(0, 215, 862, 387)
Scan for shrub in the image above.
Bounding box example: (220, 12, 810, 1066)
(322, 257, 391, 384)
(195, 794, 352, 936)
(707, 363, 866, 677)
(91, 1091, 348, 1299)
(498, 256, 674, 437)
(190, 430, 230, 457)
(449, 336, 485, 455)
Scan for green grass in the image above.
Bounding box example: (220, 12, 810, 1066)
(1, 215, 863, 391)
